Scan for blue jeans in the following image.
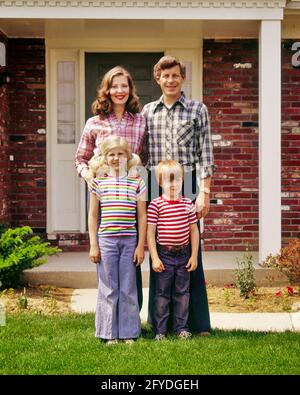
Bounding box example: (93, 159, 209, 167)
(95, 235, 141, 340)
(154, 246, 190, 335)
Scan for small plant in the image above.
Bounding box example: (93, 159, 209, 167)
(261, 239, 300, 289)
(274, 288, 292, 311)
(17, 288, 28, 310)
(245, 294, 256, 310)
(222, 288, 231, 306)
(0, 226, 61, 289)
(235, 246, 256, 298)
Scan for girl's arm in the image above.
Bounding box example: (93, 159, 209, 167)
(88, 192, 101, 263)
(186, 223, 199, 272)
(133, 199, 147, 265)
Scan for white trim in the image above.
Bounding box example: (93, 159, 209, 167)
(259, 20, 281, 263)
(0, 1, 286, 8)
(79, 49, 86, 234)
(0, 1, 285, 19)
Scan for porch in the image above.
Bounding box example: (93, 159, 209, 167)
(21, 250, 286, 288)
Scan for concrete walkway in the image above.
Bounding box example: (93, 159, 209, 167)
(71, 288, 300, 332)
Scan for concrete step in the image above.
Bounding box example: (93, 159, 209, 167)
(21, 251, 287, 288)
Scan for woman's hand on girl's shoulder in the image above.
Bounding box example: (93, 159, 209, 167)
(86, 177, 98, 192)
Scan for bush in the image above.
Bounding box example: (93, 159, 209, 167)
(0, 226, 61, 289)
(261, 238, 300, 288)
(235, 247, 256, 298)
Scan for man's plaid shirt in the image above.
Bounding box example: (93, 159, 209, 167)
(142, 93, 215, 179)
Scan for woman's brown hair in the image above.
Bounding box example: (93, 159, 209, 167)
(91, 66, 141, 119)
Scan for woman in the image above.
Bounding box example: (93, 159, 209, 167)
(75, 66, 147, 179)
(75, 66, 147, 309)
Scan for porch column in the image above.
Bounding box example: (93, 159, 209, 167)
(259, 20, 281, 263)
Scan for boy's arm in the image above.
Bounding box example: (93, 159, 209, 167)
(186, 223, 199, 272)
(88, 192, 100, 263)
(147, 224, 164, 272)
(133, 199, 147, 265)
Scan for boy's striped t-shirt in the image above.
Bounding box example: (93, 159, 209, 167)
(147, 195, 198, 246)
(92, 175, 146, 236)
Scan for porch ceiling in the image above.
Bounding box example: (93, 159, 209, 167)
(0, 19, 260, 39)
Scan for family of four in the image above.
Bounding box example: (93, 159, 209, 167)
(75, 56, 215, 345)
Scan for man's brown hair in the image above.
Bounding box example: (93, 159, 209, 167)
(153, 56, 186, 80)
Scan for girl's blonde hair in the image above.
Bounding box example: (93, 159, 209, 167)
(91, 66, 141, 119)
(88, 136, 141, 177)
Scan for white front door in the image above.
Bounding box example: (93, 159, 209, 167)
(47, 49, 82, 233)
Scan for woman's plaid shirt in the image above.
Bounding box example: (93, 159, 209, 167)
(142, 93, 215, 179)
(75, 111, 147, 178)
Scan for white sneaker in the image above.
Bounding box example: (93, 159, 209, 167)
(155, 333, 166, 341)
(106, 339, 118, 345)
(177, 331, 192, 340)
(123, 339, 135, 345)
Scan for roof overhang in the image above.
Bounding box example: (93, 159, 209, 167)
(0, 1, 286, 20)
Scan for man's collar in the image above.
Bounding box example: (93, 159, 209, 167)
(153, 92, 187, 112)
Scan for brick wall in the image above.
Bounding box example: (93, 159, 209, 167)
(203, 39, 300, 251)
(8, 39, 47, 233)
(281, 40, 300, 245)
(0, 79, 11, 224)
(0, 32, 10, 224)
(203, 39, 259, 251)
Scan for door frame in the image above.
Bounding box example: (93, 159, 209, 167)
(47, 46, 202, 235)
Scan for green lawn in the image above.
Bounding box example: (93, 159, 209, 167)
(1, 312, 300, 375)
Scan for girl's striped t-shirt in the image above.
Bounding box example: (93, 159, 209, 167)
(92, 175, 146, 236)
(147, 195, 198, 246)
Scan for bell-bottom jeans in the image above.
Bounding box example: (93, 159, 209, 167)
(95, 235, 141, 340)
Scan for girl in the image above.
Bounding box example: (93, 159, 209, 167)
(88, 136, 147, 345)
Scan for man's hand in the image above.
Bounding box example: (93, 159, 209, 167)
(195, 191, 210, 219)
(152, 258, 165, 272)
(89, 245, 101, 264)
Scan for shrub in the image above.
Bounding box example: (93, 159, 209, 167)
(0, 226, 61, 289)
(261, 238, 300, 288)
(235, 247, 256, 298)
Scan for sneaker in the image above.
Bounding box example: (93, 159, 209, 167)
(155, 333, 166, 341)
(106, 339, 118, 345)
(177, 331, 192, 340)
(123, 339, 135, 345)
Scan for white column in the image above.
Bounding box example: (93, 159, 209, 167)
(259, 20, 281, 263)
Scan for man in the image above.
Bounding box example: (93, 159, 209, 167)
(142, 55, 216, 334)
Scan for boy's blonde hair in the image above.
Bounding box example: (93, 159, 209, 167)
(155, 160, 184, 186)
(88, 135, 140, 177)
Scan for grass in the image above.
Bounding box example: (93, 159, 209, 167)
(1, 312, 300, 375)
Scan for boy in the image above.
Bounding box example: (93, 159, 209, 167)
(147, 160, 199, 340)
